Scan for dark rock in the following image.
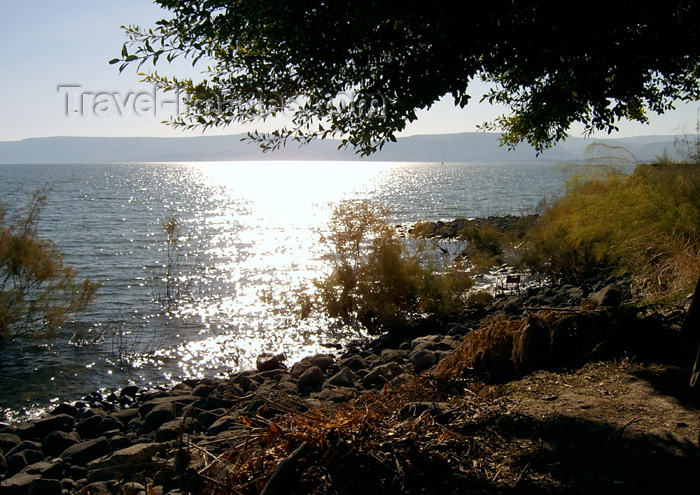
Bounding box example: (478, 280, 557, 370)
(309, 354, 335, 371)
(6, 452, 29, 476)
(21, 459, 63, 479)
(120, 385, 140, 398)
(42, 430, 79, 458)
(502, 299, 522, 316)
(191, 383, 216, 398)
(361, 362, 402, 388)
(60, 478, 79, 492)
(59, 436, 112, 466)
(447, 323, 471, 337)
(296, 366, 325, 394)
(50, 403, 78, 417)
(290, 360, 315, 379)
(410, 335, 442, 352)
(156, 418, 197, 442)
(0, 451, 5, 474)
(86, 443, 164, 482)
(109, 408, 140, 428)
(337, 355, 368, 372)
(0, 472, 40, 495)
(6, 440, 42, 459)
(170, 382, 193, 394)
(121, 481, 146, 495)
(379, 349, 404, 363)
(138, 395, 192, 417)
(232, 371, 263, 391)
(256, 353, 286, 372)
(107, 435, 132, 452)
(127, 417, 143, 433)
(324, 367, 357, 388)
(97, 416, 124, 435)
(76, 415, 103, 439)
(13, 423, 36, 441)
(206, 415, 243, 437)
(315, 388, 351, 403)
(196, 409, 226, 429)
(0, 432, 21, 453)
(409, 349, 438, 371)
(590, 283, 625, 308)
(144, 402, 176, 429)
(84, 481, 112, 493)
(28, 478, 62, 495)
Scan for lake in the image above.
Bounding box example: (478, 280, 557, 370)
(0, 160, 570, 421)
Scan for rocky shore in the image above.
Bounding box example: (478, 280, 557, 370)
(0, 222, 693, 494)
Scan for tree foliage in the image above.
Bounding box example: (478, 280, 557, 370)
(0, 189, 99, 342)
(113, 1, 700, 154)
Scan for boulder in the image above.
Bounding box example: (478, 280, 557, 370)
(0, 472, 40, 495)
(107, 435, 132, 452)
(256, 353, 286, 372)
(42, 430, 79, 458)
(207, 415, 243, 437)
(0, 432, 21, 453)
(86, 442, 164, 482)
(144, 402, 176, 429)
(109, 408, 140, 428)
(324, 367, 357, 389)
(191, 383, 216, 398)
(309, 354, 335, 371)
(589, 283, 624, 308)
(97, 416, 124, 435)
(336, 355, 367, 372)
(408, 349, 438, 371)
(120, 385, 140, 398)
(296, 366, 325, 394)
(21, 459, 63, 479)
(361, 362, 403, 388)
(49, 403, 78, 417)
(59, 437, 112, 466)
(27, 478, 62, 495)
(31, 414, 74, 440)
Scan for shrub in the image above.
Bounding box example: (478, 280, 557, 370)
(0, 188, 99, 343)
(519, 163, 700, 297)
(313, 201, 474, 333)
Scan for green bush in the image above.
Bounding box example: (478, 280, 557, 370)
(0, 188, 99, 343)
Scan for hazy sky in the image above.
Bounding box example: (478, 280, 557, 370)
(1, 0, 698, 143)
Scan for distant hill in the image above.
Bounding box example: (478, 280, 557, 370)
(0, 132, 678, 164)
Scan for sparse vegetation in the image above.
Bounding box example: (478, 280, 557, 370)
(0, 188, 99, 343)
(154, 214, 202, 310)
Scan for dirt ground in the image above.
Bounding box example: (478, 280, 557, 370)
(492, 360, 700, 493)
(205, 360, 700, 495)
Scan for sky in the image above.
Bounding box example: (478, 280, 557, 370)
(1, 0, 698, 143)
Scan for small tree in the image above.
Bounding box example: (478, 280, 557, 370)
(0, 188, 99, 343)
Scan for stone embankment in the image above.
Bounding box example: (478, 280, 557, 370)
(1, 272, 677, 495)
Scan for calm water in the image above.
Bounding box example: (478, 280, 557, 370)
(0, 161, 568, 421)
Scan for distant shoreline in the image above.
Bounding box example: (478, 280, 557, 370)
(0, 132, 677, 164)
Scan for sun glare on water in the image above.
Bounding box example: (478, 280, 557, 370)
(161, 161, 394, 373)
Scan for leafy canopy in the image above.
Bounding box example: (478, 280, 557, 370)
(114, 1, 700, 154)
